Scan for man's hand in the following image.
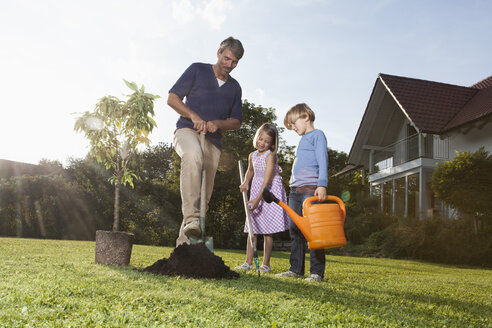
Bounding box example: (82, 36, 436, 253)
(191, 113, 207, 133)
(206, 121, 219, 133)
(208, 118, 240, 132)
(168, 93, 208, 133)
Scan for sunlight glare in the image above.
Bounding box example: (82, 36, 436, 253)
(85, 117, 104, 131)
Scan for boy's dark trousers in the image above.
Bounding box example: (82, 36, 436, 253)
(287, 186, 326, 278)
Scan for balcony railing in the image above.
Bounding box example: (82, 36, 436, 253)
(373, 134, 448, 171)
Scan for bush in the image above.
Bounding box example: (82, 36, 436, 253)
(345, 213, 395, 245)
(339, 211, 492, 267)
(365, 231, 386, 253)
(0, 174, 99, 240)
(377, 217, 492, 267)
(344, 195, 394, 245)
(432, 147, 492, 232)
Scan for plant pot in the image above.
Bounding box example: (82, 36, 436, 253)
(95, 230, 134, 266)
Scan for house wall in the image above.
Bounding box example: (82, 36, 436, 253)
(447, 120, 492, 159)
(369, 118, 492, 219)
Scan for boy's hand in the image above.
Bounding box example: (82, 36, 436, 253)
(315, 186, 327, 202)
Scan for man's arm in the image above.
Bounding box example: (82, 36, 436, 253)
(167, 92, 207, 133)
(207, 118, 240, 133)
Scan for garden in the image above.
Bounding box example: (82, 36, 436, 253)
(1, 237, 490, 327)
(1, 84, 491, 327)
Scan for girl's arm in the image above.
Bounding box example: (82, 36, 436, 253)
(248, 152, 276, 210)
(239, 152, 254, 192)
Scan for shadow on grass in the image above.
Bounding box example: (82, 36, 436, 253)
(106, 259, 490, 328)
(326, 256, 491, 273)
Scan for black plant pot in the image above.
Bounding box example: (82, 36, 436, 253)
(95, 230, 134, 266)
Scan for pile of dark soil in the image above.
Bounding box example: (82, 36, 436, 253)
(143, 243, 240, 279)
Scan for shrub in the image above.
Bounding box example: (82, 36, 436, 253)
(377, 217, 492, 267)
(345, 213, 394, 245)
(365, 231, 385, 254)
(432, 147, 492, 232)
(344, 196, 394, 245)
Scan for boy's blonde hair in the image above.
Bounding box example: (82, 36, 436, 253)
(253, 123, 279, 154)
(284, 103, 315, 130)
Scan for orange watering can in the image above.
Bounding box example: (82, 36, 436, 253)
(262, 187, 347, 250)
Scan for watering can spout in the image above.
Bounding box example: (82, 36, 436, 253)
(262, 187, 308, 232)
(262, 187, 347, 250)
(262, 187, 279, 204)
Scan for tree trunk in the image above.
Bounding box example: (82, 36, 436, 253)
(113, 180, 120, 231)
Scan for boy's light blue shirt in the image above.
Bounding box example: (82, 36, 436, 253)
(289, 129, 328, 188)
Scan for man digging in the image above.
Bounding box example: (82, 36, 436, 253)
(167, 36, 244, 246)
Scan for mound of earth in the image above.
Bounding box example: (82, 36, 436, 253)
(143, 243, 239, 279)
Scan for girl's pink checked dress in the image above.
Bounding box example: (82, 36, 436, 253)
(244, 150, 289, 234)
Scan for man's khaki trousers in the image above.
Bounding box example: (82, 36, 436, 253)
(173, 128, 221, 246)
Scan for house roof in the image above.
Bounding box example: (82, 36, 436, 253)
(332, 164, 362, 178)
(378, 73, 484, 133)
(346, 73, 492, 168)
(471, 75, 492, 89)
(445, 77, 492, 130)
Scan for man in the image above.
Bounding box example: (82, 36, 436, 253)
(167, 36, 244, 246)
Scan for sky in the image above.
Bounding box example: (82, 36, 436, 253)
(1, 0, 491, 165)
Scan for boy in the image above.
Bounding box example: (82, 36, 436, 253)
(276, 103, 328, 282)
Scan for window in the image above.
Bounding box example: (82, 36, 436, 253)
(408, 173, 419, 218)
(395, 177, 405, 217)
(371, 183, 381, 198)
(383, 180, 393, 215)
(407, 125, 418, 160)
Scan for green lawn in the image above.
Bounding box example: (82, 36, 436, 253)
(0, 238, 490, 327)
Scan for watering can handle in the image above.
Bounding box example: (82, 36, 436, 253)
(303, 196, 346, 222)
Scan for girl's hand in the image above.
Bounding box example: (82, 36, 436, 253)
(315, 186, 327, 202)
(239, 182, 249, 193)
(248, 197, 261, 211)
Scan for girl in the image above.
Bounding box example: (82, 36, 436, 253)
(236, 123, 289, 273)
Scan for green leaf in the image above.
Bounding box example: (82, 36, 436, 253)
(124, 79, 138, 92)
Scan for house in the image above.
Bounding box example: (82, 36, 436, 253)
(346, 74, 492, 219)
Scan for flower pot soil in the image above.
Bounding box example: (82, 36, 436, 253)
(143, 243, 239, 279)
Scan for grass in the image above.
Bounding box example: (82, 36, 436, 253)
(0, 238, 490, 327)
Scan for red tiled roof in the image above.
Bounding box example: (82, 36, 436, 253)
(471, 75, 492, 89)
(445, 84, 492, 130)
(378, 73, 492, 133)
